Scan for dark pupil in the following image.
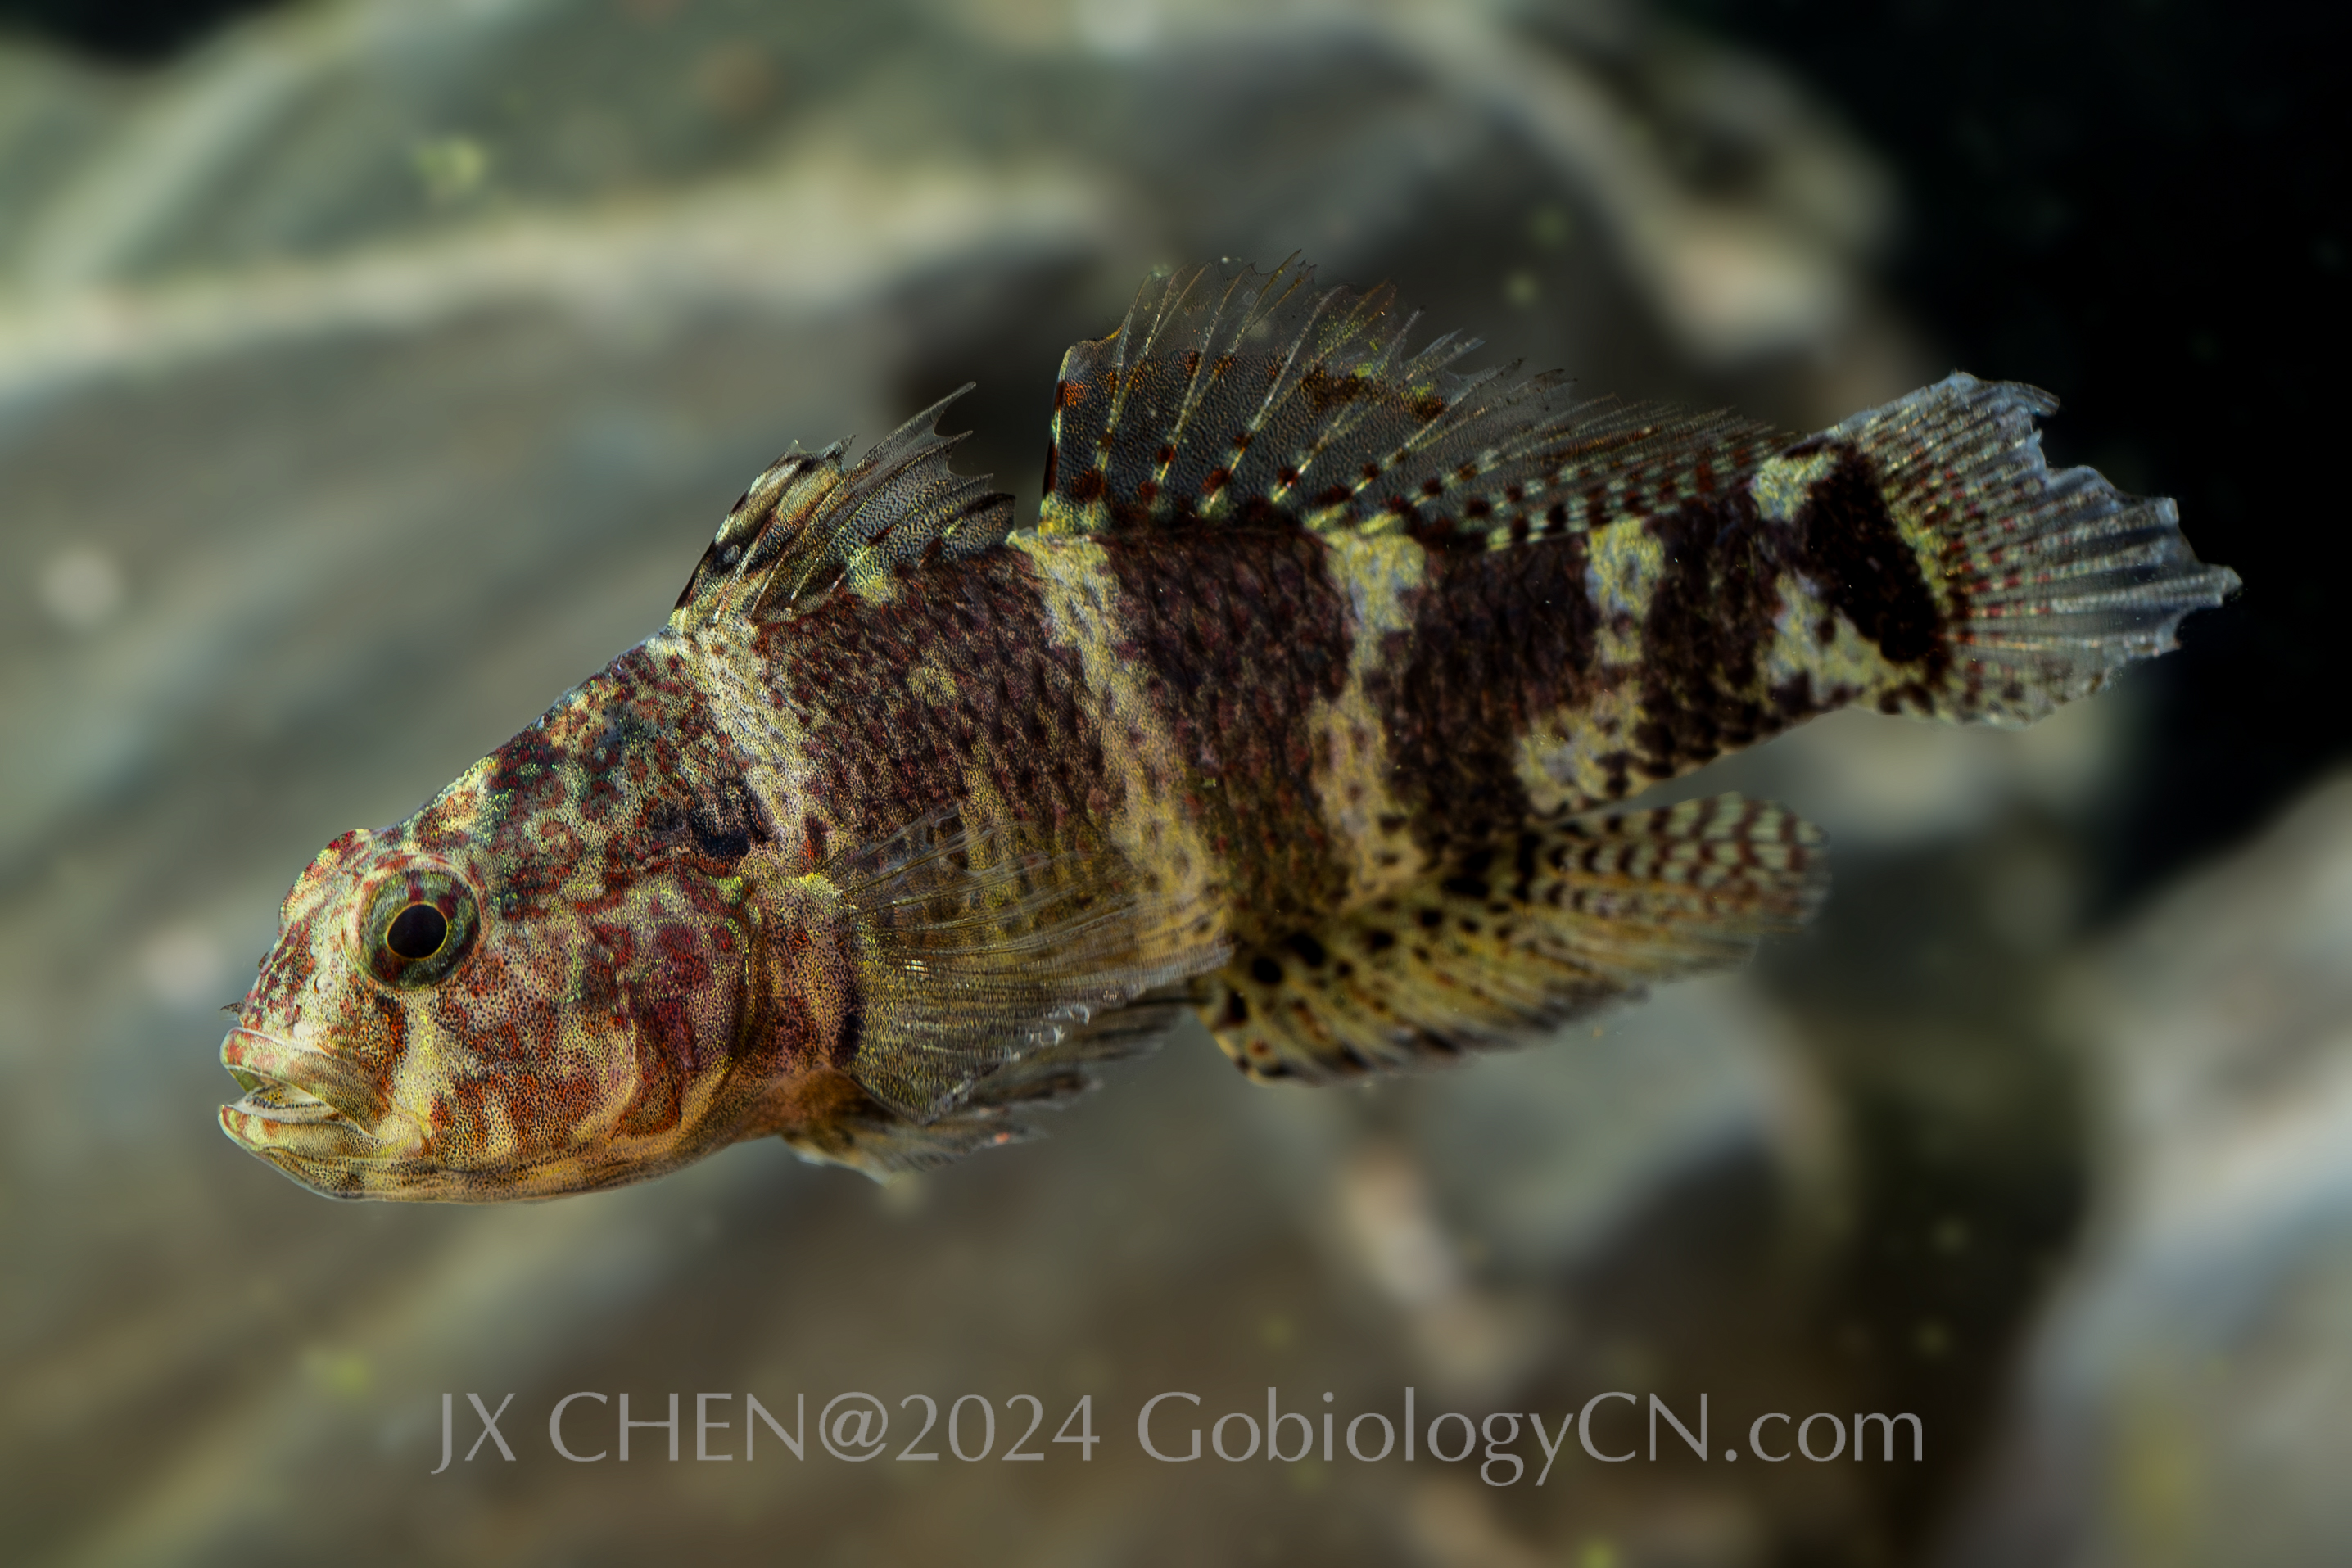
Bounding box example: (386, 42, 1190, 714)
(386, 902, 449, 962)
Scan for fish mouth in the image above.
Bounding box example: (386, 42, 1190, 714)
(218, 1027, 413, 1176)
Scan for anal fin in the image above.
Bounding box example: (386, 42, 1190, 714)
(1205, 793, 1825, 1083)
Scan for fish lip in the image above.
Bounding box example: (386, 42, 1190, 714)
(216, 1100, 389, 1179)
(219, 1026, 393, 1132)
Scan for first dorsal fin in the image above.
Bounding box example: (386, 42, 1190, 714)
(670, 386, 1013, 630)
(1040, 256, 1780, 547)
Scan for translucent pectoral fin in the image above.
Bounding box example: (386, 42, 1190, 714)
(1206, 793, 1825, 1083)
(813, 812, 1225, 1123)
(771, 1001, 1193, 1178)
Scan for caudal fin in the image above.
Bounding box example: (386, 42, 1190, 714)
(1820, 373, 2239, 725)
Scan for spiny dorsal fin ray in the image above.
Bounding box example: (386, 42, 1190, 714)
(670, 386, 1014, 630)
(1040, 257, 1782, 545)
(1204, 793, 1825, 1084)
(811, 811, 1225, 1122)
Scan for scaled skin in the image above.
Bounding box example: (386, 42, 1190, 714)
(223, 644, 798, 1199)
(215, 458, 2020, 1200)
(220, 261, 2236, 1201)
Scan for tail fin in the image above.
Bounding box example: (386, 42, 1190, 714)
(1813, 373, 2239, 725)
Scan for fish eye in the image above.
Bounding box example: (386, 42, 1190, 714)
(360, 870, 479, 988)
(385, 903, 448, 960)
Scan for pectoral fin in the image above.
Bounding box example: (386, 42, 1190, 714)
(771, 1001, 1193, 1178)
(775, 813, 1225, 1123)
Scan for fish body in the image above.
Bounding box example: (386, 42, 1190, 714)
(220, 260, 2237, 1200)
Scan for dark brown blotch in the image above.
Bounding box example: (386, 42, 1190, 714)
(685, 770, 770, 865)
(1099, 530, 1354, 951)
(1371, 532, 1600, 856)
(1631, 492, 1784, 779)
(1300, 366, 1370, 414)
(1791, 447, 1949, 674)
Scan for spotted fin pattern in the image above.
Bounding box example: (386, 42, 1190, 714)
(670, 386, 1014, 630)
(1801, 373, 2245, 725)
(1203, 793, 1825, 1083)
(219, 257, 2238, 1204)
(1040, 257, 1779, 546)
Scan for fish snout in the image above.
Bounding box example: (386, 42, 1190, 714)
(217, 1028, 414, 1174)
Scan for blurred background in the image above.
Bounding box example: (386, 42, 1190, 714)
(0, 1, 2343, 1563)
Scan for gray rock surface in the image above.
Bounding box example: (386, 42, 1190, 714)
(1947, 773, 2352, 1568)
(0, 2, 2255, 1565)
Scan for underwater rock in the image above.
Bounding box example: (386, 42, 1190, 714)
(1948, 773, 2352, 1568)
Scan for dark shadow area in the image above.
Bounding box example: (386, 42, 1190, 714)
(1678, 0, 2352, 911)
(0, 0, 286, 61)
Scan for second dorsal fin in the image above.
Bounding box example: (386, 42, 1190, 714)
(1039, 256, 1779, 546)
(669, 387, 1014, 630)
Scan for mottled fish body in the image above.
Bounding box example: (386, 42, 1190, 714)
(220, 260, 2237, 1200)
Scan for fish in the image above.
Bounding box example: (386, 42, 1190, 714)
(218, 257, 2238, 1200)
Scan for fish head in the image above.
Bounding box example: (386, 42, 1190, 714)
(219, 652, 779, 1200)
